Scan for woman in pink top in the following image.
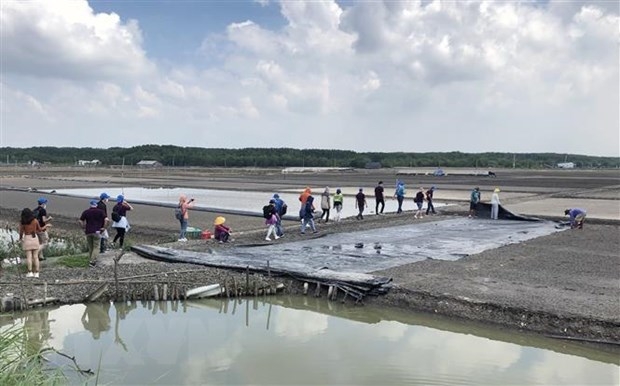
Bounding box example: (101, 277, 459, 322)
(178, 195, 194, 242)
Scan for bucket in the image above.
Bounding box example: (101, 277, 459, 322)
(200, 230, 213, 240)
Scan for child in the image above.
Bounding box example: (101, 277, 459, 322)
(265, 200, 280, 241)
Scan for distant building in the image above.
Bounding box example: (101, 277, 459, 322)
(557, 162, 575, 169)
(77, 159, 101, 166)
(136, 160, 163, 168)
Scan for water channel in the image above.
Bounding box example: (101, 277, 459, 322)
(3, 297, 617, 385)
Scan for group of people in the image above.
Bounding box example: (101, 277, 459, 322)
(18, 192, 134, 277)
(17, 178, 589, 278)
(77, 193, 134, 268)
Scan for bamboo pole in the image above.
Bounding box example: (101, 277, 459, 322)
(84, 283, 108, 302)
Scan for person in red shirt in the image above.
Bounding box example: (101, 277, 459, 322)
(213, 216, 232, 243)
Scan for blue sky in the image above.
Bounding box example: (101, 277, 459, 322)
(1, 0, 618, 156)
(89, 1, 286, 63)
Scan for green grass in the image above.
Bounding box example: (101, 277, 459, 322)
(54, 254, 90, 268)
(0, 325, 66, 385)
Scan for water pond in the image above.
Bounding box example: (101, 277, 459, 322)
(3, 297, 618, 385)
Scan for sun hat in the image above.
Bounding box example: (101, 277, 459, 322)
(89, 200, 98, 207)
(100, 192, 110, 200)
(37, 197, 48, 205)
(116, 195, 124, 202)
(214, 216, 226, 225)
(494, 188, 500, 193)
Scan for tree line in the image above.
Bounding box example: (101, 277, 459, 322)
(0, 145, 617, 169)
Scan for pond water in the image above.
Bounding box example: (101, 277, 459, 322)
(3, 298, 617, 385)
(43, 187, 449, 220)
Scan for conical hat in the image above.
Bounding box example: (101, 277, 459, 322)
(214, 216, 226, 225)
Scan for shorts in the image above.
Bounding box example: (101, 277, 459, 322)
(416, 202, 423, 210)
(37, 231, 49, 245)
(470, 202, 478, 210)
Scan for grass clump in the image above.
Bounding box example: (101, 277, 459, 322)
(0, 325, 65, 385)
(54, 254, 90, 268)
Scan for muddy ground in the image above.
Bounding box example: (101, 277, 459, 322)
(0, 166, 618, 344)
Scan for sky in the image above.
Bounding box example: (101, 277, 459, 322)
(1, 0, 618, 156)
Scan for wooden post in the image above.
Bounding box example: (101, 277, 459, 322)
(233, 277, 238, 298)
(245, 266, 250, 295)
(314, 282, 321, 297)
(253, 280, 258, 297)
(162, 284, 168, 301)
(153, 285, 159, 301)
(303, 282, 309, 295)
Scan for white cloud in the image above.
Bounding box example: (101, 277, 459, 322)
(1, 0, 154, 81)
(0, 0, 617, 156)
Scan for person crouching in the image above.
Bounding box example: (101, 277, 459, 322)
(214, 216, 231, 243)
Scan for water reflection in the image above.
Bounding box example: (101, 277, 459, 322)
(2, 298, 617, 385)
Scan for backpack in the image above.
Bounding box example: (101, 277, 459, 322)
(111, 210, 122, 222)
(174, 206, 183, 220)
(280, 203, 288, 216)
(32, 207, 41, 222)
(262, 205, 272, 219)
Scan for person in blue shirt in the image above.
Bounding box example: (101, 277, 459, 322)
(468, 187, 481, 218)
(564, 208, 586, 229)
(394, 180, 406, 213)
(272, 193, 286, 237)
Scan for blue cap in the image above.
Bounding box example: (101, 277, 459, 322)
(116, 195, 124, 202)
(100, 192, 110, 200)
(90, 200, 98, 207)
(273, 193, 280, 199)
(37, 197, 48, 205)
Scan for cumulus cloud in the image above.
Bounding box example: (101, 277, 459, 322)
(1, 0, 154, 80)
(0, 0, 617, 156)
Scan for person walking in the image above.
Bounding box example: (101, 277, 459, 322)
(469, 187, 481, 218)
(272, 193, 287, 237)
(111, 195, 133, 249)
(394, 180, 406, 213)
(33, 197, 52, 261)
(565, 208, 587, 229)
(333, 188, 344, 221)
(177, 195, 195, 242)
(414, 188, 425, 219)
(425, 186, 437, 215)
(374, 181, 385, 215)
(214, 216, 232, 243)
(79, 200, 109, 268)
(97, 193, 110, 253)
(298, 187, 312, 223)
(490, 188, 501, 220)
(319, 187, 331, 223)
(300, 195, 317, 234)
(264, 199, 280, 241)
(19, 208, 50, 278)
(355, 188, 367, 220)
